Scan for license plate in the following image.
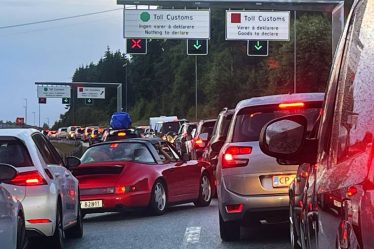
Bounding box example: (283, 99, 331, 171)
(272, 175, 296, 188)
(80, 200, 103, 209)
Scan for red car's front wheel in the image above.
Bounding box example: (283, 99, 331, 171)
(149, 180, 167, 215)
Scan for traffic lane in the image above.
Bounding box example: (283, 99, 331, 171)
(29, 200, 290, 249)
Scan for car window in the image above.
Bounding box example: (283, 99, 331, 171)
(233, 106, 321, 142)
(32, 133, 60, 165)
(81, 142, 156, 164)
(329, 1, 374, 164)
(0, 138, 33, 167)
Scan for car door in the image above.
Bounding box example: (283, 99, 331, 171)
(0, 186, 16, 249)
(312, 1, 374, 248)
(32, 133, 73, 227)
(44, 136, 78, 224)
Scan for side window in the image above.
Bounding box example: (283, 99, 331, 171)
(44, 136, 64, 165)
(32, 134, 59, 165)
(329, 0, 374, 164)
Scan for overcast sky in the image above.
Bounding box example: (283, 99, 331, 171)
(0, 0, 124, 127)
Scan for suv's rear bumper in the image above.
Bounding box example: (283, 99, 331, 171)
(218, 179, 289, 224)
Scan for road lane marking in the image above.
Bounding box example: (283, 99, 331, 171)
(181, 226, 201, 248)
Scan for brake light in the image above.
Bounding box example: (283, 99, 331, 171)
(225, 204, 243, 214)
(117, 132, 126, 137)
(193, 138, 205, 149)
(9, 171, 47, 186)
(110, 143, 119, 148)
(27, 219, 51, 224)
(278, 102, 305, 109)
(222, 146, 252, 168)
(115, 186, 126, 194)
(346, 186, 357, 197)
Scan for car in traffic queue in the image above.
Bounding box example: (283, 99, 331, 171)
(157, 121, 183, 143)
(67, 126, 81, 140)
(174, 122, 197, 156)
(88, 129, 103, 146)
(0, 163, 27, 249)
(0, 129, 83, 249)
(216, 93, 324, 241)
(201, 109, 235, 195)
(72, 138, 213, 215)
(101, 128, 140, 142)
(56, 127, 68, 140)
(259, 1, 374, 248)
(73, 127, 85, 140)
(83, 126, 99, 142)
(189, 119, 217, 160)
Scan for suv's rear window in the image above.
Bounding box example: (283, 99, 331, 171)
(232, 107, 320, 142)
(160, 122, 180, 134)
(0, 139, 33, 167)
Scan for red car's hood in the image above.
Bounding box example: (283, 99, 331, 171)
(72, 161, 127, 189)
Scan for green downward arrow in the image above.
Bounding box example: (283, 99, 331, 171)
(193, 40, 202, 50)
(254, 41, 263, 50)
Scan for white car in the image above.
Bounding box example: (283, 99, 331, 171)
(0, 129, 83, 248)
(56, 127, 68, 139)
(0, 163, 27, 249)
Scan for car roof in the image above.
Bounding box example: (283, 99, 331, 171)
(199, 119, 217, 124)
(235, 92, 325, 110)
(0, 128, 39, 140)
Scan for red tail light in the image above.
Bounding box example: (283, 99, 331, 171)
(193, 138, 205, 149)
(278, 102, 305, 109)
(27, 219, 51, 224)
(225, 204, 243, 214)
(222, 146, 252, 168)
(9, 171, 47, 186)
(346, 186, 357, 197)
(115, 186, 126, 194)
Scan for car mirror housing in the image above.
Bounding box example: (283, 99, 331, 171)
(0, 163, 17, 183)
(259, 115, 318, 164)
(211, 140, 225, 153)
(65, 156, 81, 169)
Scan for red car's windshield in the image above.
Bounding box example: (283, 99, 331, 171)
(81, 143, 155, 164)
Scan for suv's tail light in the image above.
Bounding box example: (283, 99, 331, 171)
(222, 146, 252, 168)
(8, 171, 47, 186)
(192, 138, 205, 149)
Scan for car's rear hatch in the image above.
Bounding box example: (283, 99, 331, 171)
(222, 100, 322, 196)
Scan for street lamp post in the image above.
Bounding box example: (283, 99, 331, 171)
(23, 98, 28, 125)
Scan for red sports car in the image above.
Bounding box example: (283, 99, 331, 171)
(72, 138, 213, 215)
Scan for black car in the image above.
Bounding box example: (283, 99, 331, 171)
(88, 129, 103, 146)
(259, 1, 374, 248)
(201, 109, 234, 173)
(190, 119, 216, 160)
(102, 128, 140, 142)
(174, 122, 197, 155)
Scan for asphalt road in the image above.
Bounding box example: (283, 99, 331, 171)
(29, 200, 290, 249)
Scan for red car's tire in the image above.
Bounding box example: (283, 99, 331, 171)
(149, 180, 167, 215)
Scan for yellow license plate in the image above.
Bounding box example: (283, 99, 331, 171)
(80, 200, 103, 209)
(272, 175, 296, 188)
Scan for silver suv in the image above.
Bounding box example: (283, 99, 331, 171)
(216, 93, 324, 241)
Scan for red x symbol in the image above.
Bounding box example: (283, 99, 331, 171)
(131, 39, 142, 49)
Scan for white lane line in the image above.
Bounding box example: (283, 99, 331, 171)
(181, 226, 201, 248)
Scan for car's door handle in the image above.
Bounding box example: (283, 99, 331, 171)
(54, 173, 61, 178)
(65, 173, 71, 177)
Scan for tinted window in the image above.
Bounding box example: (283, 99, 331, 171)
(0, 138, 33, 167)
(201, 121, 216, 137)
(160, 122, 180, 134)
(330, 1, 374, 163)
(81, 142, 155, 164)
(233, 107, 321, 142)
(32, 134, 60, 164)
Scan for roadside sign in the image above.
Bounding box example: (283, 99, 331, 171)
(126, 38, 147, 54)
(77, 87, 105, 99)
(37, 85, 71, 98)
(187, 39, 208, 55)
(247, 41, 269, 56)
(38, 97, 47, 104)
(226, 11, 290, 41)
(124, 9, 210, 39)
(85, 98, 94, 105)
(62, 98, 71, 104)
